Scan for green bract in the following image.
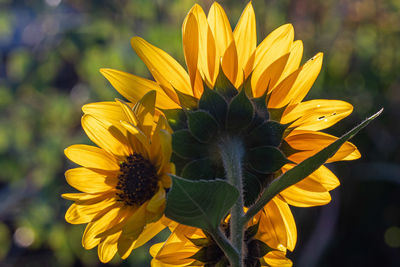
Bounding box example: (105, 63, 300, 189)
(164, 71, 292, 206)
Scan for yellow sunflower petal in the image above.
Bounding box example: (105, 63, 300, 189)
(131, 37, 192, 97)
(281, 99, 353, 131)
(252, 24, 294, 94)
(233, 1, 256, 83)
(182, 12, 203, 98)
(257, 197, 297, 251)
(207, 2, 233, 57)
(286, 131, 361, 163)
(269, 53, 323, 108)
(64, 145, 119, 171)
(81, 114, 132, 157)
(264, 250, 293, 267)
(100, 68, 180, 109)
(147, 188, 166, 214)
(82, 204, 124, 249)
(120, 220, 167, 259)
(189, 4, 218, 86)
(253, 53, 290, 97)
(121, 203, 147, 239)
(277, 40, 303, 84)
(280, 178, 331, 207)
(65, 167, 117, 193)
(82, 101, 130, 125)
(221, 41, 239, 86)
(98, 231, 120, 263)
(65, 196, 116, 225)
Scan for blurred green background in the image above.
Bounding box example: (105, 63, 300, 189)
(0, 0, 399, 266)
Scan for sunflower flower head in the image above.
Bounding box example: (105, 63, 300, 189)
(63, 91, 173, 263)
(64, 1, 382, 265)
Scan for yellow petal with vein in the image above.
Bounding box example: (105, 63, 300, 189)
(65, 196, 116, 224)
(280, 178, 331, 207)
(264, 250, 293, 267)
(98, 231, 120, 263)
(269, 53, 323, 108)
(65, 167, 117, 193)
(131, 37, 192, 96)
(251, 24, 294, 93)
(282, 99, 353, 131)
(277, 40, 303, 84)
(82, 101, 130, 125)
(81, 114, 131, 157)
(189, 4, 217, 86)
(208, 2, 233, 57)
(221, 41, 238, 86)
(64, 145, 119, 171)
(183, 13, 203, 98)
(233, 1, 256, 83)
(82, 204, 124, 249)
(120, 220, 166, 259)
(100, 68, 180, 109)
(286, 131, 361, 163)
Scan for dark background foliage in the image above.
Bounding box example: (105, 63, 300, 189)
(0, 0, 399, 266)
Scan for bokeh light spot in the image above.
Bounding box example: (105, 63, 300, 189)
(14, 227, 35, 248)
(384, 226, 400, 248)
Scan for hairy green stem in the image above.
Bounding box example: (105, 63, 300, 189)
(219, 137, 245, 267)
(209, 228, 240, 265)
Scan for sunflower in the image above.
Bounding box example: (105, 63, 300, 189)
(63, 92, 174, 263)
(99, 1, 360, 209)
(150, 197, 295, 267)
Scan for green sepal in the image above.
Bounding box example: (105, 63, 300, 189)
(165, 175, 239, 231)
(182, 158, 216, 180)
(248, 146, 291, 173)
(214, 65, 237, 100)
(268, 105, 287, 122)
(245, 221, 260, 241)
(280, 140, 301, 157)
(247, 239, 274, 258)
(247, 121, 287, 148)
(199, 86, 228, 125)
(162, 108, 187, 131)
(172, 129, 208, 159)
(241, 71, 254, 98)
(215, 257, 230, 267)
(243, 171, 262, 206)
(226, 88, 254, 131)
(174, 88, 198, 110)
(252, 90, 270, 121)
(187, 110, 219, 143)
(188, 237, 213, 247)
(190, 245, 222, 263)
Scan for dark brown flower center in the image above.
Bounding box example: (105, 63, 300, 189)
(116, 153, 159, 206)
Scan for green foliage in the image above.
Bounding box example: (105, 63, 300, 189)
(165, 175, 239, 231)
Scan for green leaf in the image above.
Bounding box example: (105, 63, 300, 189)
(162, 108, 186, 131)
(174, 88, 198, 110)
(226, 89, 254, 131)
(214, 65, 237, 100)
(172, 130, 208, 159)
(243, 171, 262, 206)
(199, 86, 228, 125)
(247, 121, 287, 148)
(187, 110, 219, 143)
(165, 175, 239, 231)
(248, 146, 291, 173)
(182, 158, 216, 180)
(245, 109, 383, 222)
